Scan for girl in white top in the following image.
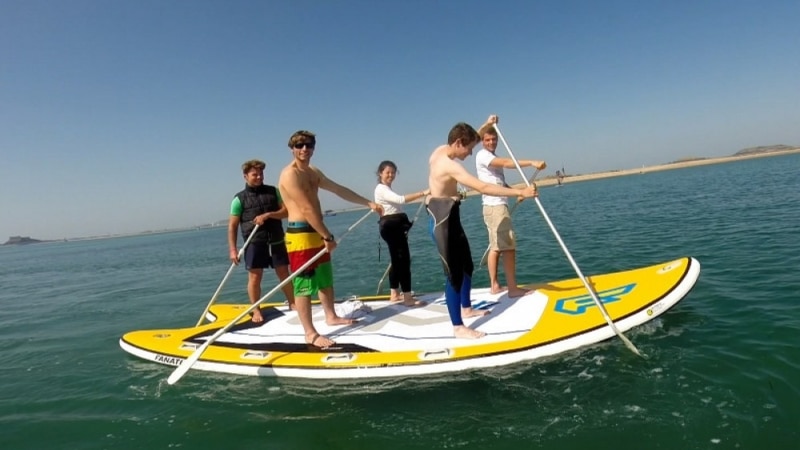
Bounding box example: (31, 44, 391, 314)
(373, 160, 429, 306)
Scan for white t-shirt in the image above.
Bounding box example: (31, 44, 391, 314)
(374, 183, 406, 216)
(475, 148, 507, 206)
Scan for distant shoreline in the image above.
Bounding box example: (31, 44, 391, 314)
(336, 148, 800, 207)
(7, 148, 797, 243)
(524, 148, 800, 189)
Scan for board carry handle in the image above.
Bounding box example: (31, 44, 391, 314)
(493, 123, 644, 358)
(168, 209, 377, 385)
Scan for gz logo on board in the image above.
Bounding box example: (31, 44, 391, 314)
(554, 283, 636, 315)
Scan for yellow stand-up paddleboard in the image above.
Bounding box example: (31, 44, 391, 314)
(120, 257, 700, 379)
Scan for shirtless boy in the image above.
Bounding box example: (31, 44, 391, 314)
(427, 116, 538, 339)
(278, 130, 383, 349)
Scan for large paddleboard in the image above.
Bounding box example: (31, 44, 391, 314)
(120, 257, 700, 379)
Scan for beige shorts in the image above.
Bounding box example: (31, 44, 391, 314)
(482, 204, 515, 251)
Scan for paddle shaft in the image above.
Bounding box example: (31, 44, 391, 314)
(376, 195, 427, 294)
(168, 209, 376, 385)
(493, 123, 643, 357)
(195, 224, 260, 327)
(478, 169, 540, 267)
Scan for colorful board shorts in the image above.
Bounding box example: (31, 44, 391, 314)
(482, 204, 516, 251)
(284, 222, 333, 297)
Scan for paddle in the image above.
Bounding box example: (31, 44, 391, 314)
(375, 196, 428, 295)
(478, 169, 540, 268)
(167, 209, 376, 385)
(493, 123, 644, 357)
(195, 225, 260, 326)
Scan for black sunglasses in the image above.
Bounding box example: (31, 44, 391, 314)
(293, 142, 315, 149)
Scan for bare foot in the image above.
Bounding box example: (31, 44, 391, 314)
(251, 308, 264, 323)
(326, 316, 357, 326)
(306, 332, 335, 348)
(402, 299, 426, 307)
(462, 307, 490, 318)
(490, 284, 506, 295)
(453, 325, 486, 339)
(389, 297, 404, 303)
(401, 293, 426, 307)
(507, 287, 531, 298)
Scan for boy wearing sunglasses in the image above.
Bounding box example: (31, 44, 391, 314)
(279, 130, 383, 349)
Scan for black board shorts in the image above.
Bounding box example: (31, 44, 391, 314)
(244, 241, 290, 270)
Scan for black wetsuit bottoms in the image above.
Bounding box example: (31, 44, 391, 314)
(379, 213, 413, 292)
(427, 198, 474, 326)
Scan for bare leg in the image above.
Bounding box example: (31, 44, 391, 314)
(389, 288, 402, 302)
(295, 295, 335, 348)
(274, 265, 296, 310)
(319, 286, 356, 326)
(453, 325, 486, 339)
(247, 269, 264, 322)
(503, 250, 530, 298)
(487, 250, 505, 294)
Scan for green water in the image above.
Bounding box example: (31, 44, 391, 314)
(1, 154, 798, 449)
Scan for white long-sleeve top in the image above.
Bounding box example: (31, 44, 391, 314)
(374, 183, 406, 216)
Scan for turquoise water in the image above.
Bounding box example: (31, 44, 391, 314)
(1, 154, 798, 449)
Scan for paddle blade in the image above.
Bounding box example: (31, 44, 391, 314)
(167, 341, 209, 385)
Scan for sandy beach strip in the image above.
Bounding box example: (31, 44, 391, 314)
(333, 148, 799, 211)
(508, 148, 800, 189)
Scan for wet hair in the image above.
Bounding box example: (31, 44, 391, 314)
(376, 160, 398, 182)
(447, 122, 480, 146)
(241, 159, 266, 174)
(287, 130, 317, 148)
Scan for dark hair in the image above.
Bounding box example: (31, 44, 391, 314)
(376, 160, 397, 182)
(287, 130, 316, 148)
(447, 122, 479, 146)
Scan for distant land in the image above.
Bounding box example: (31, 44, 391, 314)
(3, 236, 48, 245)
(4, 145, 798, 245)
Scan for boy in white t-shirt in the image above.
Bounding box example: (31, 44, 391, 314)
(475, 118, 546, 297)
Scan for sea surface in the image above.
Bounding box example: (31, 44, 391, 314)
(1, 154, 798, 450)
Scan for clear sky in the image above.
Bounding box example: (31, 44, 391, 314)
(2, 0, 799, 240)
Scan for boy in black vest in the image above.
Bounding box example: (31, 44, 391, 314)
(228, 159, 295, 322)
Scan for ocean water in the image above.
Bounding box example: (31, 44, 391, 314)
(1, 154, 798, 450)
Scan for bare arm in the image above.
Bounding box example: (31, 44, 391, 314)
(476, 115, 497, 137)
(488, 157, 547, 170)
(227, 215, 241, 263)
(449, 162, 535, 198)
(319, 168, 384, 214)
(270, 201, 288, 220)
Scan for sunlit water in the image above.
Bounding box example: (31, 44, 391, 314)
(1, 154, 798, 449)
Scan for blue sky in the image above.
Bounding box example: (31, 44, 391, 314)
(2, 0, 799, 240)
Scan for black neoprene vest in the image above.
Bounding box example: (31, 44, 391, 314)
(236, 184, 284, 243)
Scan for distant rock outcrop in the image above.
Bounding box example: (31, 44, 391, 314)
(734, 145, 798, 156)
(3, 236, 43, 245)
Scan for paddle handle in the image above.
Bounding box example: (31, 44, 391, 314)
(493, 123, 643, 357)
